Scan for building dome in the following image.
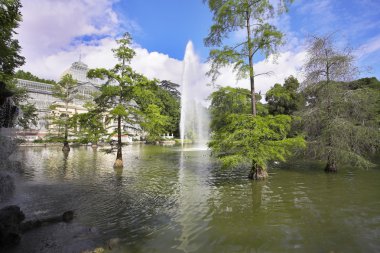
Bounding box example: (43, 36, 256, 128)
(61, 60, 89, 83)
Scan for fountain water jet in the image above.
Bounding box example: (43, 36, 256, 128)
(179, 41, 210, 148)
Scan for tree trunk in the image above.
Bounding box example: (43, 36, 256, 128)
(246, 12, 256, 116)
(248, 164, 268, 180)
(249, 69, 256, 116)
(62, 141, 70, 152)
(114, 115, 123, 168)
(325, 154, 337, 173)
(62, 102, 70, 152)
(324, 80, 336, 173)
(91, 141, 98, 148)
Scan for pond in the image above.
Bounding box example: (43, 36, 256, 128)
(6, 145, 380, 252)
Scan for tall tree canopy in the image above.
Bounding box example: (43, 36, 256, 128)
(88, 33, 139, 168)
(0, 0, 38, 131)
(73, 102, 106, 146)
(88, 33, 170, 167)
(301, 35, 379, 172)
(204, 0, 292, 116)
(133, 79, 180, 139)
(0, 0, 24, 83)
(51, 73, 78, 152)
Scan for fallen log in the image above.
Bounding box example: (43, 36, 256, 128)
(0, 205, 74, 248)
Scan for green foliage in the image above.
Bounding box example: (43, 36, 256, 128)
(209, 86, 267, 132)
(14, 70, 56, 84)
(204, 0, 292, 115)
(0, 0, 24, 83)
(88, 33, 138, 117)
(139, 104, 169, 142)
(209, 114, 306, 170)
(266, 76, 303, 115)
(0, 0, 39, 130)
(301, 80, 380, 169)
(52, 74, 77, 104)
(111, 104, 129, 117)
(160, 80, 181, 99)
(49, 73, 78, 144)
(88, 33, 172, 149)
(208, 86, 304, 178)
(347, 77, 380, 90)
(74, 106, 106, 144)
(18, 103, 38, 130)
(133, 79, 181, 136)
(112, 33, 136, 63)
(300, 35, 376, 171)
(2, 78, 28, 105)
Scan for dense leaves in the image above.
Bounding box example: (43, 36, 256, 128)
(87, 33, 142, 165)
(49, 74, 78, 150)
(300, 35, 376, 172)
(209, 86, 266, 132)
(73, 102, 106, 144)
(209, 85, 305, 179)
(17, 103, 37, 130)
(51, 74, 77, 104)
(14, 70, 56, 84)
(209, 113, 305, 178)
(0, 0, 24, 83)
(0, 0, 38, 130)
(133, 79, 180, 139)
(301, 80, 380, 169)
(266, 76, 303, 115)
(88, 33, 174, 165)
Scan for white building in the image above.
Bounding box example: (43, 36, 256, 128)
(16, 60, 141, 141)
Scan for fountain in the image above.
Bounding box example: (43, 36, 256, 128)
(179, 41, 210, 148)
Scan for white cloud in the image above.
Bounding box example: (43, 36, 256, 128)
(15, 0, 306, 103)
(356, 35, 380, 58)
(17, 0, 120, 69)
(213, 51, 306, 97)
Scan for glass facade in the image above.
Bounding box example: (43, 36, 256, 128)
(16, 61, 100, 135)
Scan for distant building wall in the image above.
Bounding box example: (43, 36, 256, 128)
(16, 60, 142, 140)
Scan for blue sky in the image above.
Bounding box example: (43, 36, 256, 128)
(114, 0, 213, 61)
(111, 0, 380, 75)
(17, 0, 380, 95)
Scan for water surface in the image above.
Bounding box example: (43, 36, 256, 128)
(7, 145, 380, 252)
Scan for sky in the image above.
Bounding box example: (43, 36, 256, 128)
(16, 0, 380, 99)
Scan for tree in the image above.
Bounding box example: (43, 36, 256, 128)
(157, 81, 181, 136)
(160, 80, 181, 99)
(0, 1, 38, 131)
(301, 35, 378, 172)
(51, 74, 78, 152)
(0, 0, 24, 83)
(88, 33, 168, 168)
(209, 113, 305, 179)
(204, 0, 292, 116)
(266, 75, 303, 115)
(68, 102, 105, 146)
(208, 86, 252, 132)
(14, 70, 56, 84)
(139, 104, 169, 142)
(208, 86, 268, 133)
(17, 103, 38, 133)
(209, 86, 304, 179)
(133, 79, 177, 141)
